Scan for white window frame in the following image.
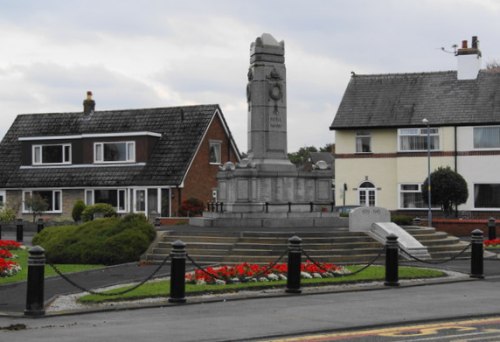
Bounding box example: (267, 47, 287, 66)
(358, 181, 376, 207)
(134, 188, 147, 213)
(209, 140, 222, 165)
(473, 126, 500, 150)
(32, 144, 72, 165)
(398, 128, 440, 152)
(22, 190, 62, 213)
(0, 190, 6, 208)
(355, 131, 372, 153)
(399, 183, 425, 209)
(94, 141, 135, 163)
(85, 188, 128, 213)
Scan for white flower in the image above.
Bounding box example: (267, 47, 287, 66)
(215, 279, 226, 285)
(196, 279, 206, 286)
(258, 277, 269, 282)
(312, 273, 322, 278)
(267, 273, 279, 281)
(278, 274, 287, 281)
(301, 272, 313, 279)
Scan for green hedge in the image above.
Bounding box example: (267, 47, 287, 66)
(81, 203, 117, 222)
(33, 214, 156, 265)
(391, 214, 413, 225)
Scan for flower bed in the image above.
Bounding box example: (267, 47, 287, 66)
(186, 261, 349, 285)
(0, 240, 22, 277)
(484, 238, 500, 248)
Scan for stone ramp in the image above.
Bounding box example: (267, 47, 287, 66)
(142, 225, 472, 266)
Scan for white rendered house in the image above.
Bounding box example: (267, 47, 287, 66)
(331, 36, 500, 216)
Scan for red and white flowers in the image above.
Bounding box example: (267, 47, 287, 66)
(185, 261, 349, 285)
(0, 240, 22, 278)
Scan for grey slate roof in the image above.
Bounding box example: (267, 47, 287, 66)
(0, 104, 226, 188)
(330, 70, 500, 130)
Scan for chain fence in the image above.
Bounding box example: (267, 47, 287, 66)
(302, 246, 386, 278)
(48, 253, 171, 296)
(399, 242, 472, 265)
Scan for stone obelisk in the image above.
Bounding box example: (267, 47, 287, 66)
(246, 33, 295, 172)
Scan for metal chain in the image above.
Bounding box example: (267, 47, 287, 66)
(302, 246, 386, 278)
(399, 243, 471, 265)
(47, 253, 171, 296)
(333, 246, 386, 277)
(186, 254, 227, 281)
(186, 249, 288, 282)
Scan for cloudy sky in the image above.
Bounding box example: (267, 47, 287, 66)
(1, 0, 499, 152)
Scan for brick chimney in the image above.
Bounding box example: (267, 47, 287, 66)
(83, 91, 95, 115)
(456, 36, 481, 80)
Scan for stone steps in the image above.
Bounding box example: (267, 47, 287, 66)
(142, 226, 472, 265)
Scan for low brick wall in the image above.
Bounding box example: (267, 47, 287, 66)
(430, 218, 494, 237)
(159, 217, 190, 226)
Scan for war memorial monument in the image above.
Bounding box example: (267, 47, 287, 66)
(191, 33, 339, 228)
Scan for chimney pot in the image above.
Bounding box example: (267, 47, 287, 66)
(472, 36, 478, 49)
(83, 91, 95, 115)
(462, 40, 468, 49)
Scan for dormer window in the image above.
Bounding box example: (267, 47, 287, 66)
(94, 142, 135, 163)
(33, 144, 71, 165)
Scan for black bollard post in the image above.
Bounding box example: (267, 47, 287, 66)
(16, 218, 23, 242)
(215, 202, 219, 213)
(265, 202, 269, 213)
(37, 218, 44, 234)
(384, 234, 400, 286)
(25, 246, 46, 316)
(286, 236, 302, 294)
(470, 229, 484, 279)
(488, 217, 496, 240)
(169, 240, 187, 303)
(288, 202, 292, 213)
(220, 202, 224, 213)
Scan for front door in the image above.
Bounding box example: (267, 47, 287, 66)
(358, 182, 376, 207)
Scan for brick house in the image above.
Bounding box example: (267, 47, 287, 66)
(0, 101, 240, 220)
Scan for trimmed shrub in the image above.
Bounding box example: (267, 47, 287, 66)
(81, 203, 117, 222)
(391, 215, 413, 225)
(179, 197, 205, 217)
(72, 200, 86, 222)
(33, 215, 156, 265)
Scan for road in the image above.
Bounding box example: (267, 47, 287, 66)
(2, 277, 500, 341)
(258, 316, 500, 341)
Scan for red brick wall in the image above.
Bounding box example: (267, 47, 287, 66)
(172, 114, 239, 216)
(431, 218, 494, 237)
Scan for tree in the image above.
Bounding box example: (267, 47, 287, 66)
(287, 146, 318, 165)
(486, 60, 500, 73)
(319, 143, 335, 153)
(422, 166, 468, 217)
(24, 193, 49, 223)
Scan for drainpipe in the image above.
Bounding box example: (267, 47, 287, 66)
(454, 126, 458, 217)
(454, 126, 458, 172)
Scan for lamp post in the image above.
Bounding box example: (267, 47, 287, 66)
(422, 118, 432, 227)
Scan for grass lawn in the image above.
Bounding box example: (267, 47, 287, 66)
(0, 248, 104, 285)
(78, 265, 445, 304)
